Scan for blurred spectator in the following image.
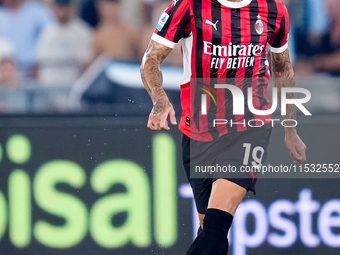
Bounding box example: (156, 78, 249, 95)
(93, 0, 139, 61)
(292, 0, 329, 57)
(80, 0, 99, 28)
(37, 0, 93, 87)
(310, 0, 340, 75)
(40, 0, 54, 8)
(0, 37, 19, 87)
(295, 0, 340, 76)
(0, 0, 54, 79)
(140, 0, 183, 67)
(305, 0, 329, 48)
(0, 37, 23, 113)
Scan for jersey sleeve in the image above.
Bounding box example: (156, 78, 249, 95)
(268, 2, 290, 53)
(151, 0, 191, 49)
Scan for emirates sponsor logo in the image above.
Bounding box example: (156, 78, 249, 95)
(203, 41, 265, 57)
(203, 41, 265, 69)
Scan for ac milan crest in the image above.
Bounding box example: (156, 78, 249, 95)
(255, 15, 264, 35)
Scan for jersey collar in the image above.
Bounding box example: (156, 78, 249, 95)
(217, 0, 252, 8)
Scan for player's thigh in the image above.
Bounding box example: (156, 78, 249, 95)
(208, 179, 247, 215)
(182, 134, 213, 214)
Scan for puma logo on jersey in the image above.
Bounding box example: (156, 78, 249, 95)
(205, 20, 219, 31)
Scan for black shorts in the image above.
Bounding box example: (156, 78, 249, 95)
(182, 124, 272, 214)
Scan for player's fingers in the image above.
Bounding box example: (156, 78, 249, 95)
(160, 118, 170, 130)
(290, 153, 301, 164)
(170, 108, 177, 125)
(296, 145, 307, 162)
(149, 115, 162, 130)
(147, 119, 155, 130)
(290, 147, 303, 162)
(155, 119, 161, 130)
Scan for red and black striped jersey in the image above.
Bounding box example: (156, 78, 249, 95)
(151, 0, 290, 141)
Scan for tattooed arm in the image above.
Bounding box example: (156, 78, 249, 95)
(271, 48, 307, 163)
(141, 40, 177, 131)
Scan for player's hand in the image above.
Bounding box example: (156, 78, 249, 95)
(285, 130, 307, 164)
(147, 100, 177, 131)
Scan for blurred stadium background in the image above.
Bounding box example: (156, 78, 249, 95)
(0, 0, 339, 254)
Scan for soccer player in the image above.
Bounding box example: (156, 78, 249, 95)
(141, 0, 307, 254)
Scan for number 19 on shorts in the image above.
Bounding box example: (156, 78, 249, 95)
(243, 143, 265, 168)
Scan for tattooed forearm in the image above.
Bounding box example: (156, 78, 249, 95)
(271, 49, 296, 129)
(271, 49, 292, 77)
(141, 40, 172, 115)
